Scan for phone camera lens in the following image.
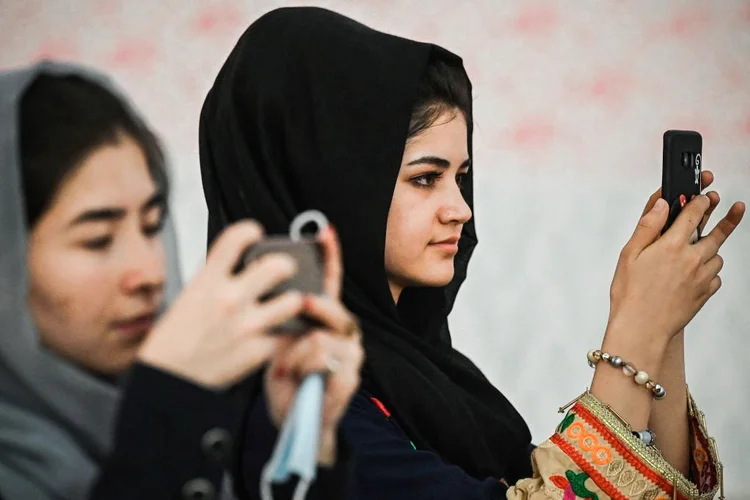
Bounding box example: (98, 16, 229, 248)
(681, 152, 692, 169)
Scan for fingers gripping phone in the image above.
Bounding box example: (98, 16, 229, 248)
(662, 130, 702, 239)
(237, 211, 327, 334)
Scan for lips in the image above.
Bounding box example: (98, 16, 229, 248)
(430, 236, 461, 253)
(432, 236, 460, 245)
(112, 313, 156, 338)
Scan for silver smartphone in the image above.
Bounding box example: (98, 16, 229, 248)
(239, 236, 324, 334)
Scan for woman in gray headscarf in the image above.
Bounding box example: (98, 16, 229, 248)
(0, 61, 361, 500)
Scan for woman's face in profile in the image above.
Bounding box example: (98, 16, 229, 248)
(26, 136, 166, 375)
(385, 110, 472, 301)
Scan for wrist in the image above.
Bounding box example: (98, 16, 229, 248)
(317, 428, 337, 467)
(603, 318, 669, 372)
(137, 336, 217, 389)
(136, 339, 174, 376)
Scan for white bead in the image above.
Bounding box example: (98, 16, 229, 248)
(635, 371, 649, 385)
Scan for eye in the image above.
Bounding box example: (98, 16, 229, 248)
(83, 236, 112, 250)
(143, 207, 166, 237)
(411, 172, 442, 188)
(456, 173, 468, 187)
(143, 217, 165, 238)
(143, 224, 163, 238)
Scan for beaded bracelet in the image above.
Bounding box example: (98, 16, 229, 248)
(587, 349, 667, 400)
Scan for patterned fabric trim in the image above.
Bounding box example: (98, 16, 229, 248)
(686, 389, 722, 495)
(553, 391, 721, 500)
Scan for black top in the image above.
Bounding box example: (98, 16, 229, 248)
(242, 388, 534, 499)
(88, 363, 352, 500)
(199, 6, 531, 485)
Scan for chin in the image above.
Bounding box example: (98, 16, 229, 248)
(92, 349, 139, 376)
(416, 265, 455, 287)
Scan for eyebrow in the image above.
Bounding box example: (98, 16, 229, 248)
(406, 156, 471, 169)
(69, 191, 165, 227)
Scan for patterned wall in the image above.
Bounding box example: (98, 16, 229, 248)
(2, 0, 748, 494)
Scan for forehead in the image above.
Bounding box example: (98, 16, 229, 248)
(404, 112, 468, 158)
(53, 137, 155, 215)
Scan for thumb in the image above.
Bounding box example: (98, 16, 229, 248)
(628, 197, 668, 252)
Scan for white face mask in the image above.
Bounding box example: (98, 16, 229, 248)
(260, 373, 325, 500)
(261, 210, 330, 500)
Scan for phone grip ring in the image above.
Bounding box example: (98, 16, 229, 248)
(289, 210, 329, 241)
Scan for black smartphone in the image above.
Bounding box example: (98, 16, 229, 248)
(662, 130, 702, 235)
(239, 237, 324, 334)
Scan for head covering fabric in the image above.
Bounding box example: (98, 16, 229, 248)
(0, 60, 181, 499)
(199, 7, 531, 481)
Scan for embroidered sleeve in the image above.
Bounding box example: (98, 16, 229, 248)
(505, 391, 723, 500)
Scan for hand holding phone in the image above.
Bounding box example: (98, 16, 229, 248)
(238, 211, 328, 334)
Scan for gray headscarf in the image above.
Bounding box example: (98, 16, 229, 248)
(0, 61, 182, 499)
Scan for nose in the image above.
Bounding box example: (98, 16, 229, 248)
(121, 234, 166, 299)
(438, 185, 472, 225)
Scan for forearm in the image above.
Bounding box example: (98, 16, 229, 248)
(590, 319, 667, 431)
(648, 331, 690, 475)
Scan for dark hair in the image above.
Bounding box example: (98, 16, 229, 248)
(20, 74, 168, 227)
(407, 57, 472, 141)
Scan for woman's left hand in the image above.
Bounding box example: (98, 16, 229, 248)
(637, 170, 739, 338)
(263, 225, 364, 466)
(640, 170, 720, 235)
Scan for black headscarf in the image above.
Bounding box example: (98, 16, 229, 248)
(199, 7, 531, 481)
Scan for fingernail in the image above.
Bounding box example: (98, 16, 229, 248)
(653, 199, 667, 211)
(303, 295, 314, 309)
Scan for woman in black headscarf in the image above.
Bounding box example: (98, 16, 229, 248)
(200, 7, 740, 499)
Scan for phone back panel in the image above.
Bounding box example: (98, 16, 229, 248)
(662, 130, 702, 233)
(241, 237, 324, 334)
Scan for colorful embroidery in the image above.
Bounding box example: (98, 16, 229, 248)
(628, 478, 650, 497)
(558, 411, 575, 433)
(688, 408, 719, 492)
(604, 459, 624, 478)
(565, 421, 612, 466)
(548, 472, 599, 500)
(549, 475, 569, 490)
(551, 432, 633, 499)
(565, 470, 599, 500)
(553, 400, 717, 499)
(545, 392, 720, 499)
(615, 468, 636, 488)
(572, 404, 676, 493)
(641, 488, 661, 500)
